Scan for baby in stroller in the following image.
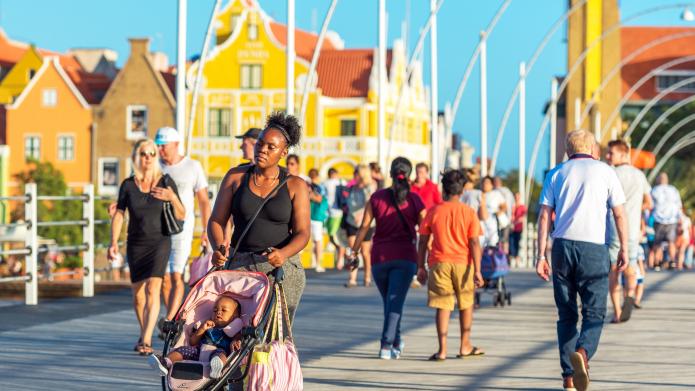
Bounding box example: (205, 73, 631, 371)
(149, 295, 244, 379)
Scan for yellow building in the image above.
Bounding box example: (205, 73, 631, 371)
(187, 0, 432, 183)
(186, 0, 432, 268)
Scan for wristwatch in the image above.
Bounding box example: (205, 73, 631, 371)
(536, 255, 547, 262)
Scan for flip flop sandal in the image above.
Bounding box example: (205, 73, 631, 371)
(456, 347, 485, 358)
(344, 281, 358, 288)
(133, 338, 143, 352)
(619, 296, 635, 322)
(427, 353, 446, 362)
(139, 343, 153, 356)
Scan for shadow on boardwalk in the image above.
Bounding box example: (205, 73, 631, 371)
(0, 269, 693, 390)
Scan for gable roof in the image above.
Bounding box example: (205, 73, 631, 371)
(316, 49, 393, 98)
(0, 28, 81, 70)
(268, 21, 337, 62)
(8, 56, 90, 110)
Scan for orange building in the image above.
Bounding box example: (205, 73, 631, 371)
(0, 57, 93, 191)
(0, 29, 109, 193)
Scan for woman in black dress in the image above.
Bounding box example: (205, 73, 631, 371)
(208, 112, 310, 322)
(108, 138, 185, 355)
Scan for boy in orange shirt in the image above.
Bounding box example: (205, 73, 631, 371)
(417, 169, 485, 361)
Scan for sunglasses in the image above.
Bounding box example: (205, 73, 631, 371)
(139, 151, 156, 158)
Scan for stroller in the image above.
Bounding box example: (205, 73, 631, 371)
(475, 246, 512, 307)
(158, 267, 284, 391)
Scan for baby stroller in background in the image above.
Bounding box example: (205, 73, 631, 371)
(475, 246, 512, 307)
(158, 268, 283, 391)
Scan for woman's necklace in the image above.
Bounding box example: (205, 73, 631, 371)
(253, 167, 280, 188)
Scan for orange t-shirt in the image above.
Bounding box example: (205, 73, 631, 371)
(419, 201, 481, 266)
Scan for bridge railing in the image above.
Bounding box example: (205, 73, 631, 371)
(0, 183, 116, 305)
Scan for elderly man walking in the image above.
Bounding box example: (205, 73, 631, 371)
(536, 130, 629, 391)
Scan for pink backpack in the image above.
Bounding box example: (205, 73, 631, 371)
(245, 284, 303, 391)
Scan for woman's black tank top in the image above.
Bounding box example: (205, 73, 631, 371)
(230, 166, 292, 253)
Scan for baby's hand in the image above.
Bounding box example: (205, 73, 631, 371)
(203, 320, 216, 330)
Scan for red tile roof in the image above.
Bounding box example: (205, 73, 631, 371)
(160, 71, 176, 98)
(269, 22, 337, 62)
(316, 49, 392, 98)
(0, 28, 112, 104)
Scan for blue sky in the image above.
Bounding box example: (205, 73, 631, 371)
(1, 0, 694, 178)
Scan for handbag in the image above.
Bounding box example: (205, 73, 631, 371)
(245, 283, 303, 391)
(162, 175, 184, 236)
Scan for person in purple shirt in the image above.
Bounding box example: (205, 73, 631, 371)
(347, 157, 426, 360)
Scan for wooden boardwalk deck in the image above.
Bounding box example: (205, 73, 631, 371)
(0, 269, 693, 390)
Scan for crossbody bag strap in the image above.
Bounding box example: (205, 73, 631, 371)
(229, 171, 291, 259)
(390, 189, 415, 241)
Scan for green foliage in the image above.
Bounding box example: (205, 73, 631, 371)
(11, 160, 89, 266)
(623, 102, 695, 214)
(499, 169, 543, 221)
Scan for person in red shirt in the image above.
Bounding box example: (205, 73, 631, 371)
(411, 163, 442, 210)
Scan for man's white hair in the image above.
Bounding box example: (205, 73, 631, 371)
(565, 129, 595, 156)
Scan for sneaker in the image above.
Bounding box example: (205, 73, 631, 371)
(209, 354, 224, 379)
(379, 348, 393, 360)
(148, 354, 169, 376)
(315, 266, 326, 273)
(392, 341, 405, 358)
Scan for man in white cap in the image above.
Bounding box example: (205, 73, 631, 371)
(154, 127, 211, 329)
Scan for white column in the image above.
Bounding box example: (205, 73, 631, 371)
(594, 111, 602, 143)
(430, 0, 439, 181)
(550, 78, 558, 168)
(25, 183, 38, 305)
(518, 62, 526, 201)
(82, 185, 94, 298)
(377, 0, 387, 170)
(480, 31, 488, 177)
(176, 0, 187, 155)
(519, 62, 527, 269)
(287, 0, 295, 115)
(574, 97, 581, 130)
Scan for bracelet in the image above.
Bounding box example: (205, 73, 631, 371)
(536, 255, 547, 261)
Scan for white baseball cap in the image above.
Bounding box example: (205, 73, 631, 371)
(154, 127, 181, 145)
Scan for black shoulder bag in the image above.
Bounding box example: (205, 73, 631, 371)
(162, 175, 184, 236)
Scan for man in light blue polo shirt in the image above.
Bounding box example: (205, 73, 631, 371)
(536, 130, 629, 391)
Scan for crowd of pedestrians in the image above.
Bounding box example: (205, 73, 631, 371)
(101, 109, 692, 390)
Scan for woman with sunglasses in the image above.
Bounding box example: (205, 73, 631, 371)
(108, 138, 185, 355)
(208, 112, 310, 322)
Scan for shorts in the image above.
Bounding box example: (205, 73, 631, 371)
(609, 241, 639, 267)
(326, 216, 342, 237)
(427, 262, 475, 311)
(345, 223, 374, 241)
(310, 220, 324, 242)
(169, 235, 193, 274)
(172, 345, 227, 361)
(653, 223, 677, 245)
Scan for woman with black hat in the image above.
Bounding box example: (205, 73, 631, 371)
(347, 157, 427, 360)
